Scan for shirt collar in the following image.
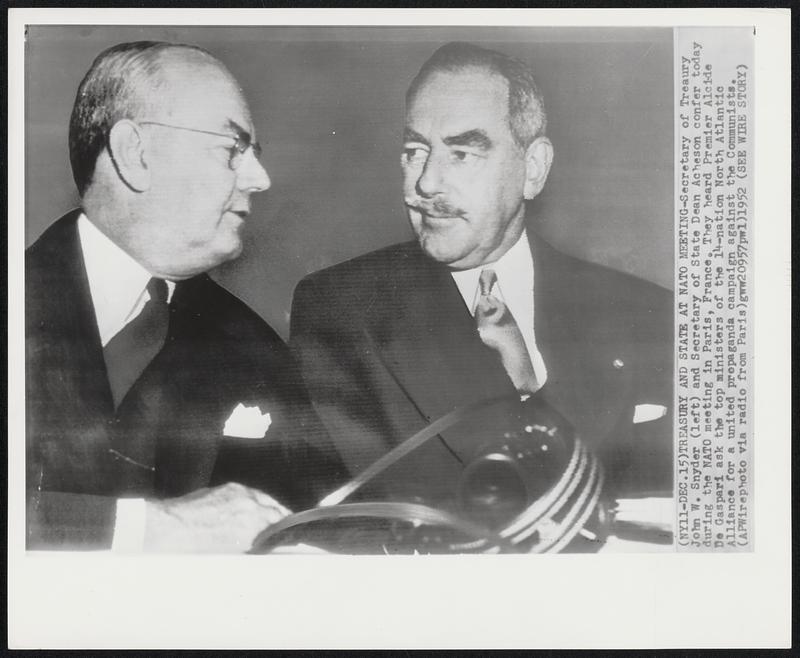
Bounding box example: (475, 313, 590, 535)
(77, 212, 175, 345)
(450, 230, 534, 312)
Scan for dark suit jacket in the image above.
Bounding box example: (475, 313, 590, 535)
(290, 232, 673, 505)
(26, 210, 345, 549)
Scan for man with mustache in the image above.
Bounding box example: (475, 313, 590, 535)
(290, 42, 672, 506)
(26, 41, 343, 551)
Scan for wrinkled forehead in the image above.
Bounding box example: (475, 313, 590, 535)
(406, 68, 510, 132)
(148, 49, 255, 136)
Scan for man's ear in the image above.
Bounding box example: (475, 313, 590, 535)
(522, 136, 554, 200)
(107, 120, 151, 192)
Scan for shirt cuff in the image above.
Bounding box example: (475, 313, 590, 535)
(111, 498, 147, 552)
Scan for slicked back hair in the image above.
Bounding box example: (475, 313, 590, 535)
(406, 42, 548, 150)
(68, 40, 214, 196)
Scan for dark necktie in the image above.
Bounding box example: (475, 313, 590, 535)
(474, 269, 540, 394)
(103, 277, 169, 410)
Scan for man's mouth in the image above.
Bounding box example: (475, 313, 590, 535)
(406, 203, 463, 222)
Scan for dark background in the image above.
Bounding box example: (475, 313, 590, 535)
(25, 26, 673, 339)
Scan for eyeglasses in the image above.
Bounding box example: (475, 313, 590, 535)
(138, 120, 263, 170)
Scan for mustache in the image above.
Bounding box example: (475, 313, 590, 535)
(405, 197, 464, 218)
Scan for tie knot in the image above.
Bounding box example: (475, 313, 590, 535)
(478, 269, 497, 297)
(147, 278, 168, 304)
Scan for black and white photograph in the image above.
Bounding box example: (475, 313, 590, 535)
(8, 8, 791, 650)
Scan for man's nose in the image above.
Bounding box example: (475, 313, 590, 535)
(415, 153, 445, 198)
(237, 152, 271, 193)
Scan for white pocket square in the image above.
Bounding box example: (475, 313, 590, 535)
(633, 404, 668, 424)
(223, 403, 272, 439)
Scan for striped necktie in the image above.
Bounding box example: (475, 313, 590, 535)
(474, 268, 539, 394)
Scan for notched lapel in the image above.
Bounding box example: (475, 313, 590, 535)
(27, 214, 119, 491)
(372, 254, 517, 459)
(530, 235, 633, 445)
(51, 214, 116, 416)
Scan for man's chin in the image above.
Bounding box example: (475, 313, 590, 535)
(417, 233, 471, 267)
(221, 240, 244, 263)
(204, 237, 244, 271)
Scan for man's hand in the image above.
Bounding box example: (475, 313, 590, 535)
(143, 482, 291, 553)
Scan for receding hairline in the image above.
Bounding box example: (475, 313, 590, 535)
(406, 45, 548, 148)
(156, 45, 228, 73)
(148, 46, 239, 93)
(141, 47, 249, 121)
(405, 66, 517, 139)
(406, 63, 509, 104)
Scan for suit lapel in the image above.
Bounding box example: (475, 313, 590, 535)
(530, 235, 632, 443)
(371, 247, 517, 459)
(529, 235, 586, 428)
(368, 233, 633, 453)
(49, 212, 116, 416)
(146, 276, 224, 495)
(35, 216, 222, 495)
(27, 212, 119, 493)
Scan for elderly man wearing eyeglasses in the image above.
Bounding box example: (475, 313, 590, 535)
(25, 41, 345, 553)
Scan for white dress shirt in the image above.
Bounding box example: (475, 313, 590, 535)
(77, 213, 175, 551)
(78, 214, 175, 346)
(450, 230, 548, 388)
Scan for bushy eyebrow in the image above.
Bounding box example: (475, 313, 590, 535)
(403, 127, 430, 146)
(443, 129, 492, 150)
(403, 127, 493, 151)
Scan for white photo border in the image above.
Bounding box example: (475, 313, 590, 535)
(8, 8, 791, 649)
